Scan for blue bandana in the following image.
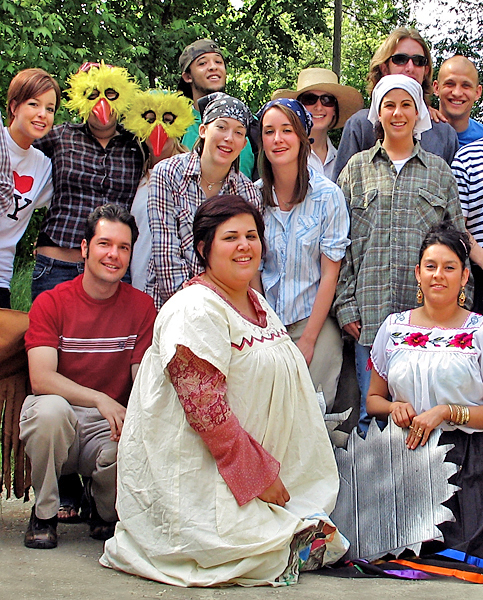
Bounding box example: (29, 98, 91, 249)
(256, 98, 313, 136)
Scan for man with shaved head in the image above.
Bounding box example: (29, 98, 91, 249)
(434, 55, 483, 147)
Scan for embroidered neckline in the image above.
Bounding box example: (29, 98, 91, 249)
(407, 309, 476, 330)
(186, 276, 268, 328)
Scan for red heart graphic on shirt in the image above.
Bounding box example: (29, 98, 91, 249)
(13, 171, 34, 194)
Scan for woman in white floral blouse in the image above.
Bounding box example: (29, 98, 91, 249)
(367, 222, 483, 558)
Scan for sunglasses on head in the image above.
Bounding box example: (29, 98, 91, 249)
(298, 93, 337, 107)
(389, 53, 429, 68)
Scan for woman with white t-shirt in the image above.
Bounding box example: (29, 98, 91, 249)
(0, 68, 60, 308)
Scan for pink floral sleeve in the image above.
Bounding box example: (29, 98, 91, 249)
(168, 345, 280, 506)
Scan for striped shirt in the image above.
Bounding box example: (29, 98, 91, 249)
(452, 138, 483, 245)
(25, 274, 156, 407)
(334, 141, 467, 347)
(258, 168, 350, 326)
(145, 151, 261, 309)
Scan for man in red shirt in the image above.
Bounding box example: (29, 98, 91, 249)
(20, 204, 157, 549)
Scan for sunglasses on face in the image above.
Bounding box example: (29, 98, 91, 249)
(298, 93, 337, 107)
(389, 53, 429, 68)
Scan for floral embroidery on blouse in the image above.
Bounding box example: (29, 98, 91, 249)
(447, 332, 474, 349)
(167, 344, 231, 433)
(403, 332, 430, 347)
(390, 329, 477, 350)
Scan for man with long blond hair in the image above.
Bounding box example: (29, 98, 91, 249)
(333, 27, 458, 180)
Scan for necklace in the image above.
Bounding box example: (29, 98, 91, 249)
(201, 174, 225, 191)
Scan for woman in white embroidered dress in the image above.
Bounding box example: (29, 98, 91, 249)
(367, 222, 483, 557)
(256, 98, 349, 412)
(101, 194, 348, 586)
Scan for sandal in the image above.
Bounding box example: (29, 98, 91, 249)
(24, 506, 58, 549)
(57, 503, 82, 523)
(57, 473, 84, 522)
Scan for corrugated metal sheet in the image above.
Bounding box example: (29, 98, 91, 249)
(331, 418, 458, 560)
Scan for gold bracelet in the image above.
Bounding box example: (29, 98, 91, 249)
(448, 404, 470, 426)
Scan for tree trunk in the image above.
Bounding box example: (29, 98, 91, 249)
(332, 0, 342, 77)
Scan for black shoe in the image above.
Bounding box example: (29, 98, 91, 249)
(24, 506, 58, 549)
(89, 519, 116, 541)
(87, 491, 116, 541)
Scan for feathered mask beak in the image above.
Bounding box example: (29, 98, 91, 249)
(65, 61, 139, 123)
(122, 90, 195, 156)
(92, 97, 112, 125)
(149, 125, 169, 157)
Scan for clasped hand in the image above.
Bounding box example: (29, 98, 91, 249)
(390, 401, 448, 450)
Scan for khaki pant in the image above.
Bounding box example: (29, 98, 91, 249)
(19, 394, 117, 522)
(286, 315, 343, 413)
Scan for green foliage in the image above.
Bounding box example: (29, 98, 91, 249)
(14, 208, 46, 267)
(1, 0, 403, 306)
(0, 0, 403, 113)
(10, 261, 33, 311)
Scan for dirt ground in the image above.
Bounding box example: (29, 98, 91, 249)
(1, 495, 482, 600)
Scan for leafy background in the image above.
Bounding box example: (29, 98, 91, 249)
(1, 0, 481, 308)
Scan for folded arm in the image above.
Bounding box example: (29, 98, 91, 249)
(167, 344, 288, 506)
(28, 346, 126, 441)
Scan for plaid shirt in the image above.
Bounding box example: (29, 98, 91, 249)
(145, 152, 261, 308)
(334, 141, 467, 346)
(35, 122, 145, 248)
(0, 117, 13, 215)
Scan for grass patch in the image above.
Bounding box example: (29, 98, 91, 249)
(10, 261, 34, 312)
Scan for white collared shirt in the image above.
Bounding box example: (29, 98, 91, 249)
(308, 138, 338, 181)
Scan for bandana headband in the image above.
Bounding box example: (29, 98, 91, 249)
(201, 92, 252, 130)
(256, 98, 313, 137)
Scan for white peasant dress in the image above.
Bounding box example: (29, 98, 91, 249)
(101, 283, 348, 586)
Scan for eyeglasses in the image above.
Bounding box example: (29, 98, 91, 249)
(389, 54, 429, 68)
(298, 93, 337, 107)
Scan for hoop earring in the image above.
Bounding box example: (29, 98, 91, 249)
(458, 287, 466, 307)
(416, 283, 423, 304)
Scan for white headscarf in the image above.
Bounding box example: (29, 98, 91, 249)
(367, 74, 432, 140)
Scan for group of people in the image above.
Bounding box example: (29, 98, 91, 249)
(1, 24, 483, 586)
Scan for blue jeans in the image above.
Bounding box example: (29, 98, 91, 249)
(355, 343, 372, 434)
(31, 253, 132, 301)
(31, 254, 84, 301)
(355, 342, 386, 436)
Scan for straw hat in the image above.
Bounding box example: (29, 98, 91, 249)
(271, 68, 364, 129)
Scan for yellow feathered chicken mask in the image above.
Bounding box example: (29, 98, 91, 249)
(122, 90, 194, 156)
(65, 61, 139, 125)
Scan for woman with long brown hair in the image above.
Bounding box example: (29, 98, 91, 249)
(256, 98, 349, 411)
